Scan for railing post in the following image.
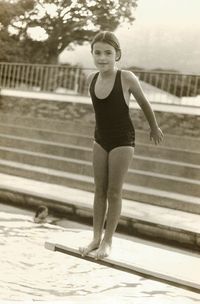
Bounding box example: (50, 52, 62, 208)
(0, 63, 2, 88)
(74, 68, 80, 93)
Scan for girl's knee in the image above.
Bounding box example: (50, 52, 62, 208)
(95, 186, 107, 199)
(107, 187, 122, 202)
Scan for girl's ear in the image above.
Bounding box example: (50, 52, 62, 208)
(115, 50, 121, 61)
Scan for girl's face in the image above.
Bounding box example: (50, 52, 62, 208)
(92, 42, 119, 72)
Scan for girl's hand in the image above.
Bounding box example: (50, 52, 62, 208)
(150, 127, 164, 145)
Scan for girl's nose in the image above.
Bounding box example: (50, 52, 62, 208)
(99, 53, 106, 60)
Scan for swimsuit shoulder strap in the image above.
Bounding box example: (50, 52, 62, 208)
(89, 72, 99, 94)
(113, 69, 124, 96)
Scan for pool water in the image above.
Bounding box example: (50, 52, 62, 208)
(1, 203, 200, 303)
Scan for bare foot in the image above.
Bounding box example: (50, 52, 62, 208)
(79, 239, 101, 257)
(94, 241, 111, 260)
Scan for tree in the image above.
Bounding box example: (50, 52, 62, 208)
(0, 0, 137, 64)
(0, 0, 35, 62)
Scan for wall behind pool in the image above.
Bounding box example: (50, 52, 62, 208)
(0, 93, 199, 138)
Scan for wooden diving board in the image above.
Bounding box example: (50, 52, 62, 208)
(44, 229, 200, 294)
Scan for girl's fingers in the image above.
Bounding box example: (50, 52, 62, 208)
(150, 129, 164, 145)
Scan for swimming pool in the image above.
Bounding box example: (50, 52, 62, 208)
(1, 203, 200, 303)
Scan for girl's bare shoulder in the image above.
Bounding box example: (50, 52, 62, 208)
(121, 69, 138, 83)
(121, 70, 139, 92)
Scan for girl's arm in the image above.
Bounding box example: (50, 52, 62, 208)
(124, 71, 164, 145)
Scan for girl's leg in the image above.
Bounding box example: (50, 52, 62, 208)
(79, 141, 108, 256)
(95, 146, 134, 259)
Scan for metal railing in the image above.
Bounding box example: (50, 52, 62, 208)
(0, 62, 89, 95)
(0, 62, 200, 105)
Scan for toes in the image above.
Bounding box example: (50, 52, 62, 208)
(83, 249, 90, 256)
(79, 247, 87, 256)
(79, 241, 101, 258)
(95, 251, 106, 260)
(79, 247, 84, 255)
(94, 246, 110, 260)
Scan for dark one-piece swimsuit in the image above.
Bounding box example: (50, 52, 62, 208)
(90, 69, 135, 153)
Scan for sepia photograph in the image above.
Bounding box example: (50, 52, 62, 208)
(0, 0, 200, 303)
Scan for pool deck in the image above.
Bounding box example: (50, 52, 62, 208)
(0, 172, 199, 251)
(1, 88, 200, 115)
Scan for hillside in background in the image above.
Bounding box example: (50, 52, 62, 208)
(118, 25, 200, 74)
(59, 24, 200, 75)
(59, 0, 200, 75)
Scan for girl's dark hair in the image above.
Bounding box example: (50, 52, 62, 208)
(91, 31, 121, 61)
(35, 205, 48, 217)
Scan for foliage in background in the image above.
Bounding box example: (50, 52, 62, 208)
(0, 0, 137, 64)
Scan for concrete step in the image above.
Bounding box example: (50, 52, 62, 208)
(135, 143, 200, 165)
(0, 115, 92, 136)
(0, 147, 92, 176)
(0, 147, 199, 197)
(0, 145, 199, 180)
(0, 123, 93, 147)
(0, 134, 92, 160)
(132, 155, 200, 180)
(135, 129, 200, 152)
(0, 172, 199, 251)
(0, 133, 199, 165)
(127, 169, 200, 197)
(0, 127, 199, 179)
(0, 159, 199, 214)
(0, 115, 199, 151)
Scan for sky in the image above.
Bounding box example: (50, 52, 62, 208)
(130, 0, 200, 28)
(60, 0, 200, 73)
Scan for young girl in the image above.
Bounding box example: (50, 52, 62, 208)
(79, 31, 163, 260)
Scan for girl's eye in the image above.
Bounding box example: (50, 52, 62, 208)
(93, 50, 113, 56)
